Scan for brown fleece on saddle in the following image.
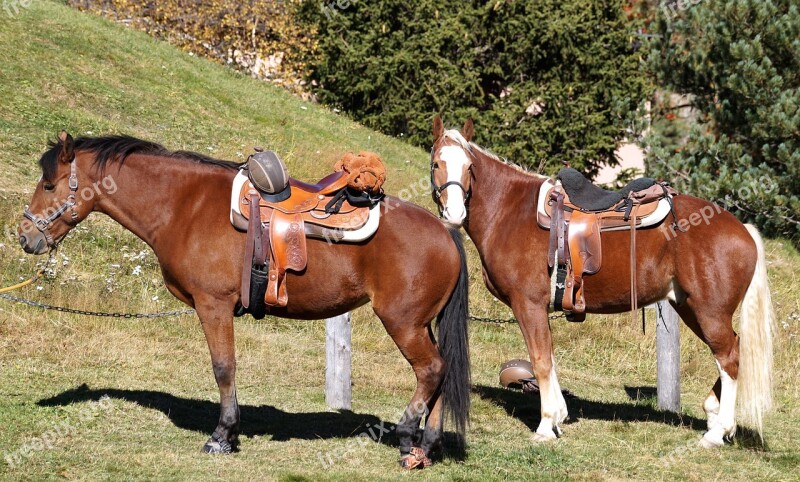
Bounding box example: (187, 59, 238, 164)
(335, 151, 386, 193)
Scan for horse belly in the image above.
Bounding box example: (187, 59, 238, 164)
(276, 240, 370, 320)
(580, 228, 674, 314)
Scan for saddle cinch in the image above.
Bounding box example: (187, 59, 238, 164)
(230, 149, 385, 318)
(536, 168, 679, 323)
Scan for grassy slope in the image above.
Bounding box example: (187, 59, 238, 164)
(0, 2, 798, 480)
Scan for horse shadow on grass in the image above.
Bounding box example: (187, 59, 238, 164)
(37, 384, 466, 459)
(473, 384, 707, 433)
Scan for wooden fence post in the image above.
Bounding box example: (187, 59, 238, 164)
(656, 301, 681, 412)
(325, 312, 352, 410)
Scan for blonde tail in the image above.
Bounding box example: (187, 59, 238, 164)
(738, 224, 775, 439)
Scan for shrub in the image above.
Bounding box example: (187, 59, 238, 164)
(646, 0, 800, 241)
(69, 0, 317, 95)
(299, 0, 650, 176)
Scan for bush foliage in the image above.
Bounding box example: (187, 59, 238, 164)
(299, 0, 650, 176)
(69, 0, 317, 95)
(646, 0, 800, 241)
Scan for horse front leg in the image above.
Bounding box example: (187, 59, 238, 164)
(195, 298, 240, 453)
(514, 300, 569, 441)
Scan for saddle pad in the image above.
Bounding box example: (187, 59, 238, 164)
(536, 178, 673, 232)
(230, 170, 381, 242)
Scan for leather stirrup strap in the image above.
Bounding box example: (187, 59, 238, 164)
(266, 253, 280, 306)
(562, 262, 575, 312)
(241, 191, 263, 309)
(629, 203, 640, 326)
(548, 187, 564, 268)
(560, 220, 572, 311)
(556, 190, 567, 266)
(265, 209, 282, 307)
(252, 202, 268, 267)
(241, 226, 254, 309)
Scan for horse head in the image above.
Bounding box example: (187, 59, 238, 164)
(18, 131, 111, 254)
(430, 115, 475, 227)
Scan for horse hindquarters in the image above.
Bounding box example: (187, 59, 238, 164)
(366, 210, 469, 466)
(667, 199, 773, 445)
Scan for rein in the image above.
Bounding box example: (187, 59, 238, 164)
(23, 160, 79, 248)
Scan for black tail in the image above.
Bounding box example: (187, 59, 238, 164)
(437, 228, 471, 445)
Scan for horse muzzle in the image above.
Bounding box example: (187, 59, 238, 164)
(19, 230, 49, 255)
(441, 205, 467, 227)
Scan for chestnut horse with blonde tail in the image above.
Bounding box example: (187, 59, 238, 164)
(19, 132, 470, 469)
(430, 116, 774, 448)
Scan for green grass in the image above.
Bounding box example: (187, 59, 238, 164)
(1, 2, 799, 480)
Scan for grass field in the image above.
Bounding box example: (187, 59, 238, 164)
(1, 2, 799, 480)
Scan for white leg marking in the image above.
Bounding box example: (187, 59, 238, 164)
(550, 355, 569, 427)
(701, 361, 737, 448)
(533, 357, 566, 442)
(703, 391, 720, 432)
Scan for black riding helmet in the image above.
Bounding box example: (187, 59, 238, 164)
(247, 148, 291, 202)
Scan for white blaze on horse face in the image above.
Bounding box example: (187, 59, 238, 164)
(439, 145, 469, 225)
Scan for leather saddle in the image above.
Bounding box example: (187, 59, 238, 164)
(537, 168, 678, 323)
(232, 153, 383, 317)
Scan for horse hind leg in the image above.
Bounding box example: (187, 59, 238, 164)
(671, 301, 739, 447)
(702, 378, 722, 437)
(703, 357, 739, 448)
(419, 390, 445, 457)
(375, 308, 445, 469)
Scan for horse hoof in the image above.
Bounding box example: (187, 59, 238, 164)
(532, 431, 558, 443)
(202, 438, 233, 454)
(698, 435, 724, 449)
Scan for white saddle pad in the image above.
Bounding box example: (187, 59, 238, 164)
(229, 170, 381, 242)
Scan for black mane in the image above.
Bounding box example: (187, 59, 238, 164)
(39, 134, 243, 181)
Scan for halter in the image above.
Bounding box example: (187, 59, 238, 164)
(23, 159, 79, 248)
(430, 146, 473, 215)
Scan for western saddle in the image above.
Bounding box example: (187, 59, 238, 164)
(233, 149, 385, 319)
(537, 168, 679, 323)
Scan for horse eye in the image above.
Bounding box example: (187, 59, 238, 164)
(43, 183, 55, 192)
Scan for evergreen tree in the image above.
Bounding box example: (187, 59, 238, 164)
(300, 0, 649, 177)
(646, 0, 800, 241)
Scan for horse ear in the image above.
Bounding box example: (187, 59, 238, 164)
(462, 118, 474, 142)
(433, 115, 444, 141)
(58, 130, 74, 164)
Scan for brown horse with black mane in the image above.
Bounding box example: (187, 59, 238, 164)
(18, 131, 470, 469)
(430, 117, 774, 448)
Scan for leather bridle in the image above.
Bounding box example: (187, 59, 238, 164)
(430, 145, 473, 215)
(23, 159, 79, 249)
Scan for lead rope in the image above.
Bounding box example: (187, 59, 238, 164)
(0, 250, 194, 318)
(0, 270, 44, 293)
(0, 250, 55, 293)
